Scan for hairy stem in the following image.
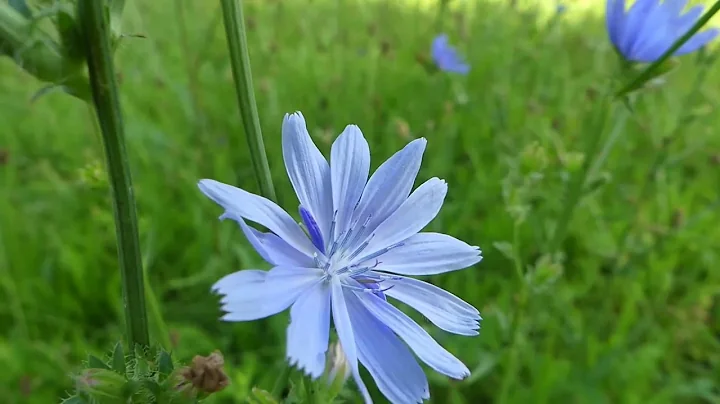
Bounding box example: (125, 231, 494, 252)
(78, 0, 149, 349)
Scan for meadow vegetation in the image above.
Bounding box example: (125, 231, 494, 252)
(1, 0, 719, 402)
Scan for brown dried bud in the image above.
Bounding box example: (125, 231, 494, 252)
(177, 350, 229, 395)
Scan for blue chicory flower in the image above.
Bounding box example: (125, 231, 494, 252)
(431, 34, 470, 74)
(199, 112, 482, 403)
(606, 0, 719, 63)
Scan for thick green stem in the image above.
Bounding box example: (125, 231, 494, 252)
(78, 0, 149, 349)
(0, 3, 90, 99)
(220, 0, 276, 201)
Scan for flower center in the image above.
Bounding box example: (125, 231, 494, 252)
(299, 207, 404, 297)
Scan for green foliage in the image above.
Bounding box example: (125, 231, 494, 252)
(1, 0, 720, 403)
(63, 342, 209, 403)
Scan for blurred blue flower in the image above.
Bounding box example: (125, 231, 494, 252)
(199, 112, 482, 403)
(431, 34, 470, 74)
(606, 0, 719, 63)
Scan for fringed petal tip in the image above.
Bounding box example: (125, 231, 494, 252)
(286, 354, 327, 379)
(219, 311, 238, 322)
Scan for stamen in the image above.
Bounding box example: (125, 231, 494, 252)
(328, 228, 349, 257)
(312, 253, 324, 269)
(328, 210, 338, 244)
(345, 277, 391, 301)
(345, 234, 375, 261)
(339, 214, 372, 257)
(334, 227, 354, 254)
(375, 285, 395, 294)
(299, 205, 325, 254)
(346, 260, 379, 277)
(354, 242, 405, 265)
(334, 266, 350, 275)
(342, 283, 393, 294)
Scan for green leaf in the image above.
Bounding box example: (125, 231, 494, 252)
(141, 380, 162, 396)
(465, 352, 499, 384)
(56, 9, 85, 63)
(60, 395, 88, 404)
(111, 342, 126, 375)
(249, 387, 280, 404)
(584, 172, 611, 195)
(121, 380, 142, 400)
(88, 354, 110, 370)
(157, 350, 174, 381)
(493, 241, 515, 261)
(9, 0, 32, 18)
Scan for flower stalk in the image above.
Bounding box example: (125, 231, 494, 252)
(220, 0, 276, 201)
(616, 0, 720, 97)
(78, 0, 149, 349)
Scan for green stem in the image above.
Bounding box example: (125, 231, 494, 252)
(0, 3, 90, 99)
(78, 0, 149, 349)
(145, 271, 171, 349)
(271, 363, 292, 399)
(497, 221, 526, 404)
(587, 107, 630, 180)
(304, 378, 319, 404)
(220, 0, 276, 201)
(548, 92, 615, 253)
(616, 0, 720, 97)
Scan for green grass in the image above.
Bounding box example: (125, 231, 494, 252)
(2, 0, 720, 402)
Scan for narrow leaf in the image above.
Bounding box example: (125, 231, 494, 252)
(111, 342, 126, 375)
(87, 354, 110, 370)
(157, 350, 174, 381)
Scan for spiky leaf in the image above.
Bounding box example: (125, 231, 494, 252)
(158, 350, 174, 381)
(87, 354, 110, 370)
(111, 342, 126, 375)
(249, 387, 280, 404)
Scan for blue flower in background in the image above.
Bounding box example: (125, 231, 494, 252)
(199, 112, 482, 403)
(606, 0, 719, 63)
(431, 34, 470, 74)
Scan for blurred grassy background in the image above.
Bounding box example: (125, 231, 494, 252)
(1, 0, 720, 402)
